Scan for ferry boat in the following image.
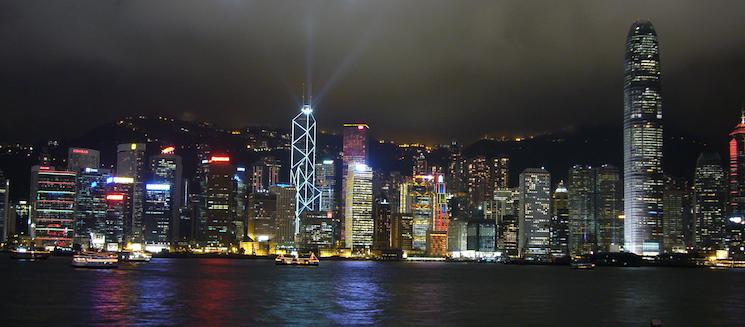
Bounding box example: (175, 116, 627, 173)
(9, 246, 51, 260)
(118, 251, 152, 263)
(275, 252, 319, 266)
(72, 252, 119, 269)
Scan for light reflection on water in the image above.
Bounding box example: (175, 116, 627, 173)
(2, 256, 745, 326)
(327, 261, 385, 325)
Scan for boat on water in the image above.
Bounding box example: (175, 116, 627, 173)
(570, 261, 596, 270)
(72, 252, 119, 269)
(9, 246, 51, 260)
(275, 252, 319, 266)
(118, 251, 152, 263)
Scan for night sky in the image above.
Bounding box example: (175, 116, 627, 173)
(1, 1, 744, 144)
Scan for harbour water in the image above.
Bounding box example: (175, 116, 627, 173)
(2, 256, 745, 326)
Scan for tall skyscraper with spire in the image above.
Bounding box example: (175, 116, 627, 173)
(290, 102, 320, 238)
(623, 20, 664, 256)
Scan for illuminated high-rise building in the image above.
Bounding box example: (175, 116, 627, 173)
(13, 201, 32, 237)
(291, 104, 320, 239)
(252, 156, 281, 193)
(550, 181, 569, 259)
(495, 188, 520, 258)
(518, 168, 551, 261)
(117, 143, 147, 244)
(73, 168, 111, 248)
(446, 142, 466, 194)
(248, 191, 277, 242)
(143, 183, 172, 252)
(694, 152, 726, 249)
(409, 174, 434, 252)
(315, 160, 337, 212)
(568, 165, 596, 256)
(234, 166, 249, 240)
(428, 173, 449, 256)
(271, 184, 297, 244)
(467, 156, 491, 208)
(67, 148, 100, 173)
(149, 147, 183, 244)
(30, 166, 77, 249)
(728, 114, 745, 220)
(204, 155, 237, 247)
(493, 157, 509, 189)
(594, 165, 623, 252)
(102, 178, 133, 251)
(662, 176, 691, 253)
(344, 163, 373, 252)
(341, 123, 369, 213)
(623, 20, 664, 256)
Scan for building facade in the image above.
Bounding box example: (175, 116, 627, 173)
(518, 168, 551, 261)
(623, 20, 664, 256)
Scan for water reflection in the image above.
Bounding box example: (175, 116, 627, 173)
(89, 269, 132, 325)
(186, 259, 237, 326)
(327, 261, 386, 325)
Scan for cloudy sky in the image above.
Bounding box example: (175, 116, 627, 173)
(1, 0, 744, 143)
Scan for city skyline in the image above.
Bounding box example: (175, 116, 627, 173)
(1, 1, 745, 144)
(3, 3, 745, 326)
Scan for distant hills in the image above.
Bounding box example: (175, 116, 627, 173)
(0, 116, 718, 200)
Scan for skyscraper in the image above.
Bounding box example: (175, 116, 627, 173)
(103, 177, 134, 251)
(344, 163, 373, 252)
(694, 152, 725, 249)
(341, 124, 369, 205)
(467, 156, 491, 208)
(409, 174, 434, 252)
(663, 176, 691, 253)
(149, 148, 183, 244)
(315, 160, 336, 212)
(252, 156, 281, 193)
(143, 183, 172, 252)
(73, 168, 111, 248)
(623, 20, 664, 256)
(568, 165, 596, 256)
(495, 188, 520, 258)
(493, 157, 509, 189)
(204, 155, 236, 247)
(117, 143, 147, 244)
(550, 181, 569, 259)
(30, 166, 77, 248)
(518, 168, 551, 261)
(67, 148, 100, 173)
(291, 104, 320, 238)
(248, 191, 277, 242)
(271, 184, 297, 244)
(594, 165, 623, 252)
(728, 114, 745, 220)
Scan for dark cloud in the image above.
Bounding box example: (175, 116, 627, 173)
(1, 0, 744, 144)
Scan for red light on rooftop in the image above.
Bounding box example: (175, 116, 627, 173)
(39, 166, 51, 170)
(357, 125, 364, 130)
(71, 148, 89, 154)
(106, 194, 125, 201)
(161, 146, 176, 154)
(210, 156, 230, 163)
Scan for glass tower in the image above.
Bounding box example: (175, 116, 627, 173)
(623, 20, 664, 255)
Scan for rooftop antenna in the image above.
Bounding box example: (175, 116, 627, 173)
(741, 101, 745, 125)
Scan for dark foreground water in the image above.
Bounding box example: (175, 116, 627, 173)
(2, 256, 745, 326)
